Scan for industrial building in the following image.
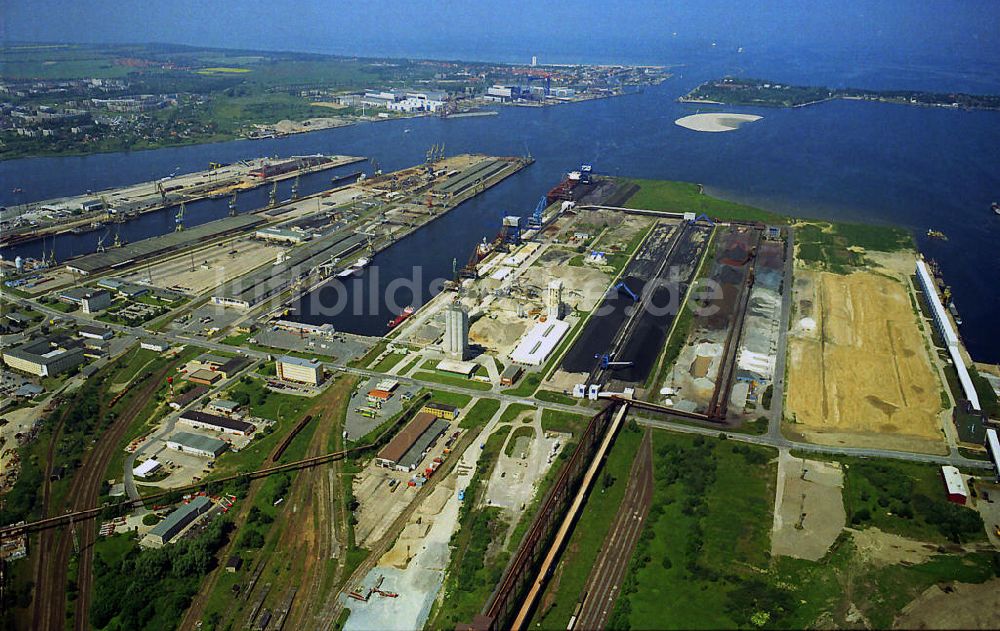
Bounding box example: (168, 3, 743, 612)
(444, 303, 470, 360)
(421, 402, 460, 421)
(187, 369, 222, 386)
(915, 260, 981, 411)
(2, 335, 87, 377)
(66, 215, 263, 275)
(500, 364, 524, 386)
(166, 431, 229, 458)
(276, 355, 324, 385)
(376, 411, 450, 471)
(986, 428, 1000, 481)
(145, 496, 213, 547)
(179, 410, 255, 436)
(132, 459, 162, 479)
(255, 227, 311, 243)
(59, 287, 112, 313)
(77, 325, 114, 340)
(547, 279, 564, 319)
(510, 319, 570, 366)
(940, 465, 969, 505)
(208, 399, 240, 415)
(436, 359, 477, 376)
(140, 339, 170, 352)
(211, 231, 367, 309)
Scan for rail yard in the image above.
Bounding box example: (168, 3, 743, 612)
(2, 154, 999, 631)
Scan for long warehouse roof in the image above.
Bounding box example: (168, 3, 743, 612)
(66, 215, 263, 274)
(214, 231, 367, 302)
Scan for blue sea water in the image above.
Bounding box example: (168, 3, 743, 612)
(2, 45, 998, 360)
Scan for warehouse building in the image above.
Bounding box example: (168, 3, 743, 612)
(187, 369, 222, 386)
(255, 227, 312, 243)
(132, 459, 162, 479)
(166, 431, 229, 458)
(276, 355, 324, 385)
(940, 465, 969, 505)
(66, 215, 263, 275)
(179, 410, 255, 436)
(59, 288, 112, 313)
(211, 232, 367, 309)
(376, 412, 450, 471)
(140, 339, 170, 353)
(510, 319, 570, 366)
(3, 335, 86, 377)
(145, 496, 213, 547)
(916, 260, 981, 411)
(77, 325, 114, 340)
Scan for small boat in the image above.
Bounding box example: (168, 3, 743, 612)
(387, 306, 415, 329)
(926, 229, 947, 240)
(992, 201, 999, 215)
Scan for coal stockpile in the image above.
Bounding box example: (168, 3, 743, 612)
(561, 276, 646, 372)
(611, 225, 709, 384)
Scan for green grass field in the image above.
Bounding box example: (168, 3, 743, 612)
(413, 370, 492, 391)
(795, 220, 912, 272)
(623, 179, 786, 223)
(459, 398, 501, 429)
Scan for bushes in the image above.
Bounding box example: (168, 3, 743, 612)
(91, 519, 229, 629)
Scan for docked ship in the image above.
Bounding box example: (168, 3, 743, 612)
(387, 306, 415, 329)
(336, 257, 370, 278)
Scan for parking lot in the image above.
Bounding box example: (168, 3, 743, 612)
(168, 303, 244, 337)
(344, 377, 419, 441)
(253, 327, 370, 363)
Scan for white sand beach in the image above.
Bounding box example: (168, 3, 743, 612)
(675, 113, 762, 132)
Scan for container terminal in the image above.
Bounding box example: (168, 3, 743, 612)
(0, 154, 365, 247)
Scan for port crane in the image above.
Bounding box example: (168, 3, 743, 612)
(228, 191, 238, 217)
(594, 352, 633, 370)
(268, 182, 278, 208)
(613, 281, 639, 302)
(528, 196, 547, 228)
(291, 175, 300, 200)
(96, 231, 107, 253)
(175, 202, 185, 232)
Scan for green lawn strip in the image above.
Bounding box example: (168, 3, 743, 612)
(349, 340, 388, 368)
(499, 402, 536, 424)
(503, 426, 535, 457)
(397, 354, 422, 376)
(428, 425, 512, 629)
(413, 370, 492, 391)
(370, 350, 406, 373)
(533, 389, 577, 406)
(424, 389, 472, 409)
(530, 425, 644, 628)
(540, 409, 591, 435)
(459, 398, 501, 429)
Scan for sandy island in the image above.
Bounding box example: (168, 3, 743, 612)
(675, 112, 762, 132)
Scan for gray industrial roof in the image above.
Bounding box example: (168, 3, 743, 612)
(214, 231, 367, 303)
(398, 418, 450, 470)
(278, 355, 320, 368)
(66, 215, 263, 274)
(149, 496, 211, 539)
(432, 159, 511, 196)
(168, 431, 228, 455)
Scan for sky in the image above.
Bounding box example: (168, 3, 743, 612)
(4, 0, 1000, 67)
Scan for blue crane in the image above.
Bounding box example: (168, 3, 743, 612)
(594, 352, 633, 369)
(528, 196, 546, 228)
(614, 281, 639, 302)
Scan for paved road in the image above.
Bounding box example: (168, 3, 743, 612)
(10, 290, 995, 476)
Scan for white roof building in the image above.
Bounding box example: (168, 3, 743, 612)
(510, 319, 570, 366)
(133, 459, 162, 478)
(940, 465, 968, 499)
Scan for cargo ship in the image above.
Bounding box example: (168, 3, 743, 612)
(545, 165, 594, 204)
(387, 306, 415, 329)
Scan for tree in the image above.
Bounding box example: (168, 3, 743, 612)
(142, 513, 160, 526)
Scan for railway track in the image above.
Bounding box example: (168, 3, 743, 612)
(574, 429, 653, 630)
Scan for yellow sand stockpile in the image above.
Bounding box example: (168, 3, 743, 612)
(786, 270, 944, 452)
